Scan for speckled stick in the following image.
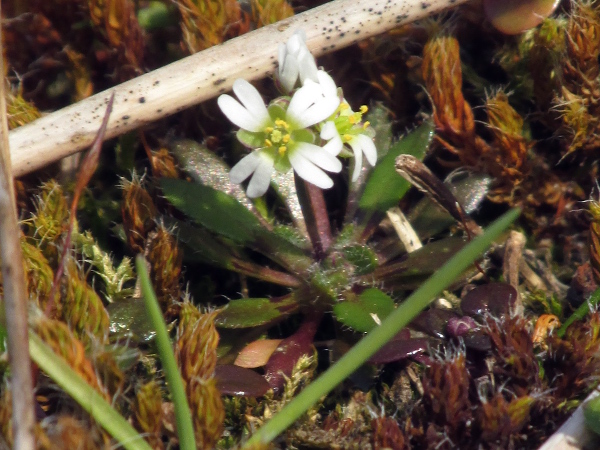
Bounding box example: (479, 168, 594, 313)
(9, 0, 467, 176)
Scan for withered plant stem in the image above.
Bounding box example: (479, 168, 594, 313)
(45, 93, 115, 316)
(8, 0, 468, 177)
(0, 5, 35, 448)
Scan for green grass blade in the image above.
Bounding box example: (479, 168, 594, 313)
(557, 287, 600, 338)
(28, 332, 152, 450)
(136, 255, 196, 450)
(244, 208, 521, 447)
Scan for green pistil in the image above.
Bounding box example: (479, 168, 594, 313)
(335, 103, 369, 137)
(264, 119, 292, 156)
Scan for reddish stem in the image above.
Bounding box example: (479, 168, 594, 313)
(299, 179, 333, 260)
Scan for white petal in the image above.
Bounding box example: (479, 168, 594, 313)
(315, 70, 338, 98)
(278, 54, 299, 93)
(297, 47, 319, 84)
(293, 95, 340, 128)
(278, 43, 286, 66)
(230, 151, 262, 184)
(218, 95, 265, 132)
(287, 82, 321, 120)
(356, 134, 377, 165)
(320, 122, 342, 155)
(350, 140, 363, 182)
(246, 153, 275, 198)
(295, 142, 342, 172)
(322, 134, 343, 156)
(320, 121, 338, 140)
(288, 151, 334, 189)
(286, 31, 304, 55)
(232, 79, 269, 122)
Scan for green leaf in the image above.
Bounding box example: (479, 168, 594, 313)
(333, 288, 395, 332)
(107, 297, 156, 344)
(368, 102, 394, 160)
(370, 237, 469, 290)
(170, 139, 256, 213)
(165, 217, 239, 267)
(161, 178, 263, 244)
(358, 121, 434, 213)
(342, 245, 378, 275)
(161, 179, 312, 273)
(216, 297, 298, 328)
(557, 288, 600, 338)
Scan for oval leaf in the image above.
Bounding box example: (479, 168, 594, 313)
(333, 288, 395, 332)
(368, 337, 428, 364)
(161, 178, 263, 244)
(214, 365, 271, 397)
(216, 297, 297, 329)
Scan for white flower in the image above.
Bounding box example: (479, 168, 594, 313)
(323, 102, 377, 181)
(218, 77, 342, 198)
(278, 30, 319, 93)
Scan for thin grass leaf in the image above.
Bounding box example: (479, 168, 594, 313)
(136, 255, 196, 450)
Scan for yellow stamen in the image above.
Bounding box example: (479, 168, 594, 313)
(363, 121, 371, 129)
(360, 105, 368, 114)
(339, 102, 350, 111)
(265, 127, 274, 133)
(278, 146, 287, 155)
(343, 134, 353, 142)
(275, 119, 289, 129)
(282, 134, 290, 143)
(265, 139, 273, 147)
(349, 116, 357, 124)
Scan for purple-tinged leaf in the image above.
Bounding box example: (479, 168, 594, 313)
(369, 337, 428, 364)
(214, 365, 271, 397)
(265, 315, 321, 392)
(461, 283, 517, 319)
(462, 329, 492, 352)
(411, 308, 460, 339)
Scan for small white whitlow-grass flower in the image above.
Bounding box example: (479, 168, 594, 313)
(218, 73, 342, 198)
(278, 30, 319, 94)
(321, 101, 377, 182)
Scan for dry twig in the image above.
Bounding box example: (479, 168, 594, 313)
(0, 4, 35, 448)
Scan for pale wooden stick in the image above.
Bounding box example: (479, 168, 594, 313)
(538, 389, 600, 450)
(386, 207, 423, 252)
(0, 4, 35, 448)
(9, 0, 467, 177)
